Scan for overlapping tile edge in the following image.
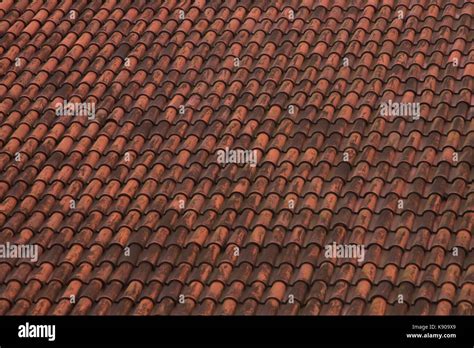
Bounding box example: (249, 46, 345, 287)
(0, 0, 472, 315)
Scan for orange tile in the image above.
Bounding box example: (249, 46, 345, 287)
(0, 0, 471, 316)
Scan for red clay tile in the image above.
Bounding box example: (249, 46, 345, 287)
(0, 1, 472, 316)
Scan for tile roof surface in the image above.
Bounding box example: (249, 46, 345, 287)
(0, 0, 473, 316)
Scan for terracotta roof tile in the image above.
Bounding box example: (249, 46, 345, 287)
(0, 1, 472, 316)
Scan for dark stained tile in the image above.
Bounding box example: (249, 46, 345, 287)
(0, 1, 472, 316)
